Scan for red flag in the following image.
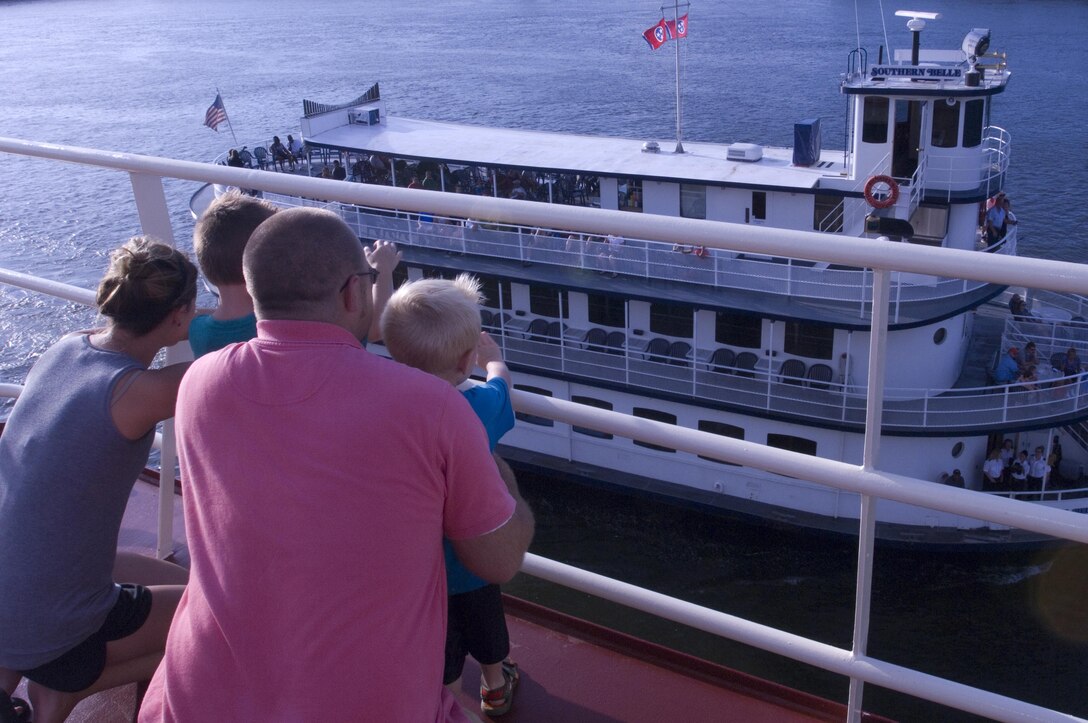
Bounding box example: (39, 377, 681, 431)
(666, 13, 689, 39)
(642, 19, 668, 50)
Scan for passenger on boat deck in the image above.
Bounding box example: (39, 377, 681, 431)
(287, 134, 304, 164)
(1027, 446, 1050, 489)
(381, 274, 525, 716)
(1062, 347, 1082, 377)
(407, 174, 421, 189)
(1003, 197, 1017, 228)
(994, 346, 1020, 384)
(225, 148, 245, 168)
(331, 159, 346, 181)
(985, 192, 1007, 245)
(1008, 293, 1028, 320)
(1048, 437, 1064, 484)
(139, 207, 533, 723)
(1010, 451, 1029, 487)
(1022, 341, 1039, 369)
(982, 449, 1004, 490)
(189, 192, 277, 358)
(947, 469, 965, 488)
(422, 170, 439, 191)
(998, 438, 1015, 472)
(269, 135, 292, 171)
(1017, 365, 1039, 392)
(0, 237, 194, 723)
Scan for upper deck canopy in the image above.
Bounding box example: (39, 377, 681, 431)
(303, 114, 844, 191)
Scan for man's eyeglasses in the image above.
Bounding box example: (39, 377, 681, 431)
(339, 268, 380, 292)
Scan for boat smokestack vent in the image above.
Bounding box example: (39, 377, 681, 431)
(727, 143, 764, 163)
(641, 141, 660, 153)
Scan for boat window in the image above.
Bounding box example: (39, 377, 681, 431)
(751, 191, 766, 221)
(812, 194, 843, 232)
(697, 420, 743, 465)
(963, 99, 985, 148)
(571, 396, 614, 439)
(931, 99, 960, 148)
(422, 267, 457, 280)
(513, 384, 554, 427)
(392, 265, 409, 289)
(715, 312, 761, 349)
(862, 97, 889, 143)
(649, 303, 693, 338)
(479, 277, 512, 310)
(907, 204, 949, 244)
(587, 294, 626, 328)
(783, 321, 834, 359)
(619, 179, 643, 213)
(680, 185, 706, 219)
(767, 433, 817, 457)
(933, 327, 947, 345)
(528, 286, 569, 318)
(952, 442, 965, 458)
(632, 408, 676, 453)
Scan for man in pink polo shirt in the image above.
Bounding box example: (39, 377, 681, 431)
(141, 208, 534, 722)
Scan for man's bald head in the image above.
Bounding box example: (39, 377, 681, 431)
(244, 207, 366, 321)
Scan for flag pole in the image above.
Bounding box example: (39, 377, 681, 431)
(667, 1, 687, 153)
(217, 87, 239, 146)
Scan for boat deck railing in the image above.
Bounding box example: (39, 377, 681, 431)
(260, 192, 1014, 324)
(2, 137, 1087, 723)
(471, 318, 1088, 433)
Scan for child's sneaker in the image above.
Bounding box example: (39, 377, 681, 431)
(480, 660, 519, 717)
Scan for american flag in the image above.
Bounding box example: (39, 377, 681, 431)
(204, 93, 228, 132)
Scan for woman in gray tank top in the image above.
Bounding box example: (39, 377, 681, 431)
(0, 237, 197, 723)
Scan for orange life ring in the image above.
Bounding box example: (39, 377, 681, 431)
(864, 175, 899, 209)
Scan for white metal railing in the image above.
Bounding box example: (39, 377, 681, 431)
(2, 137, 1088, 723)
(485, 320, 1088, 433)
(260, 191, 1013, 322)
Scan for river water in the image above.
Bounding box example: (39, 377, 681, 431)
(1, 1, 1086, 719)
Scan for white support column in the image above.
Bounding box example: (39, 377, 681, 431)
(848, 268, 892, 722)
(129, 172, 180, 560)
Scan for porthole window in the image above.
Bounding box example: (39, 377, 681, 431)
(952, 442, 964, 458)
(933, 327, 947, 345)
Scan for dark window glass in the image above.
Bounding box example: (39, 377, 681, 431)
(571, 396, 613, 439)
(931, 100, 960, 148)
(813, 194, 843, 232)
(783, 322, 834, 359)
(767, 433, 817, 456)
(513, 384, 553, 426)
(587, 294, 626, 328)
(620, 178, 643, 213)
(680, 184, 706, 219)
(528, 286, 568, 318)
(862, 97, 889, 143)
(697, 420, 743, 465)
(392, 264, 410, 289)
(963, 99, 984, 148)
(649, 303, 693, 338)
(478, 277, 511, 310)
(632, 408, 676, 453)
(715, 312, 761, 348)
(422, 267, 456, 280)
(752, 191, 767, 221)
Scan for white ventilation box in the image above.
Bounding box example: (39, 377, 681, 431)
(727, 143, 763, 162)
(348, 107, 380, 125)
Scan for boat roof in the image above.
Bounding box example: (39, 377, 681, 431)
(303, 115, 845, 191)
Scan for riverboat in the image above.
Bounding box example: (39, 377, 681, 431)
(198, 16, 1088, 547)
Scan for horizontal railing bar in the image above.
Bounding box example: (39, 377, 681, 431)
(1, 136, 1087, 295)
(521, 555, 1082, 723)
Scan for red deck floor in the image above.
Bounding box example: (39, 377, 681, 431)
(14, 479, 891, 722)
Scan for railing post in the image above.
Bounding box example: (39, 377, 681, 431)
(129, 171, 179, 560)
(848, 268, 891, 722)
